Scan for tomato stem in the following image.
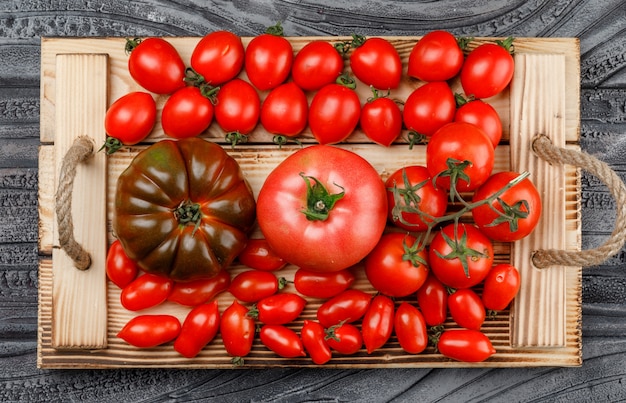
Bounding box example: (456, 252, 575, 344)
(124, 37, 142, 54)
(225, 131, 249, 148)
(406, 131, 427, 149)
(99, 136, 124, 155)
(496, 36, 515, 54)
(173, 200, 202, 235)
(300, 173, 345, 221)
(336, 72, 357, 89)
(265, 21, 284, 36)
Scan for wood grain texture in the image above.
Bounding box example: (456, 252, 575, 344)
(1, 0, 625, 401)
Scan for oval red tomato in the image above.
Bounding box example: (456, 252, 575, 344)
(403, 81, 456, 137)
(117, 314, 181, 348)
(120, 273, 173, 311)
(221, 300, 255, 360)
(106, 239, 139, 289)
(394, 302, 428, 354)
(454, 98, 502, 148)
(260, 82, 308, 141)
(126, 37, 186, 95)
(229, 270, 284, 303)
(408, 30, 464, 82)
(237, 238, 286, 272)
(359, 91, 403, 147)
(361, 295, 395, 354)
(293, 268, 355, 299)
(167, 269, 231, 307)
(245, 25, 293, 91)
(308, 83, 361, 144)
(481, 263, 521, 311)
(416, 272, 448, 327)
(249, 293, 306, 325)
(190, 31, 245, 86)
(448, 288, 486, 330)
(325, 322, 362, 355)
(174, 301, 220, 358)
(292, 40, 343, 91)
(103, 92, 156, 154)
(461, 38, 515, 99)
(162, 86, 214, 139)
(317, 289, 372, 328)
(260, 325, 306, 358)
(350, 37, 402, 89)
(437, 329, 495, 362)
(301, 320, 332, 364)
(215, 78, 261, 144)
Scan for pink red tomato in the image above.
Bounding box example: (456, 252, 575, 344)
(126, 37, 186, 95)
(408, 30, 464, 82)
(161, 86, 214, 139)
(292, 40, 344, 91)
(403, 82, 456, 137)
(190, 31, 245, 85)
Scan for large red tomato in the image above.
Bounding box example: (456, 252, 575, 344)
(256, 145, 387, 272)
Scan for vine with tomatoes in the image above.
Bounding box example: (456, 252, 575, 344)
(106, 26, 542, 365)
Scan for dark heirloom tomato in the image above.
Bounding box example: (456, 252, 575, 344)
(113, 138, 256, 282)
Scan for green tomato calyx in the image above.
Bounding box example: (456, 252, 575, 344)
(300, 173, 345, 221)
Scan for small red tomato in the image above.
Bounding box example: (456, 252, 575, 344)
(117, 314, 181, 348)
(416, 273, 448, 327)
(454, 98, 503, 148)
(174, 301, 220, 358)
(292, 40, 344, 91)
(408, 30, 464, 82)
(103, 92, 156, 154)
(221, 300, 255, 359)
(106, 239, 139, 289)
(481, 263, 521, 311)
(361, 295, 395, 354)
(293, 268, 355, 299)
(126, 37, 186, 95)
(317, 289, 372, 328)
(308, 82, 361, 144)
(259, 325, 306, 358)
(190, 31, 245, 86)
(215, 78, 261, 144)
(245, 24, 293, 91)
(120, 273, 173, 311)
(249, 293, 307, 325)
(238, 239, 286, 272)
(403, 82, 456, 137)
(349, 37, 402, 90)
(301, 320, 332, 365)
(461, 38, 515, 99)
(437, 329, 496, 362)
(394, 302, 428, 354)
(229, 270, 284, 303)
(161, 86, 214, 139)
(448, 288, 486, 331)
(360, 91, 403, 147)
(260, 82, 309, 141)
(167, 269, 231, 307)
(325, 322, 363, 355)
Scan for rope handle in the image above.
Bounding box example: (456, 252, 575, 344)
(55, 136, 94, 270)
(531, 134, 626, 268)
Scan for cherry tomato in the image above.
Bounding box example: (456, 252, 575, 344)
(416, 273, 448, 327)
(126, 37, 186, 95)
(317, 289, 372, 328)
(161, 86, 214, 139)
(260, 325, 306, 358)
(106, 239, 139, 289)
(481, 263, 521, 311)
(221, 300, 255, 360)
(167, 269, 231, 307)
(229, 270, 284, 303)
(245, 23, 293, 91)
(173, 301, 220, 358)
(325, 322, 363, 355)
(238, 239, 286, 272)
(301, 320, 332, 364)
(103, 92, 156, 154)
(385, 165, 448, 232)
(248, 293, 307, 325)
(120, 273, 173, 311)
(190, 31, 245, 85)
(394, 302, 428, 354)
(361, 295, 395, 354)
(260, 82, 308, 142)
(349, 36, 402, 89)
(429, 223, 494, 289)
(426, 121, 495, 192)
(472, 171, 542, 242)
(117, 314, 181, 348)
(359, 89, 403, 147)
(215, 78, 261, 144)
(403, 82, 456, 137)
(364, 233, 428, 297)
(461, 38, 515, 99)
(292, 40, 344, 91)
(308, 82, 361, 144)
(437, 329, 495, 362)
(454, 98, 502, 148)
(448, 288, 486, 331)
(408, 30, 464, 82)
(293, 268, 355, 299)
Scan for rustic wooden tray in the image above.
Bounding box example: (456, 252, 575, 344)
(38, 36, 582, 368)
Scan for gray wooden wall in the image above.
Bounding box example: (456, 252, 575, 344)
(1, 1, 625, 401)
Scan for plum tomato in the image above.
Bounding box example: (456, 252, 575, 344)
(106, 239, 139, 289)
(301, 320, 332, 364)
(437, 329, 495, 362)
(173, 300, 220, 358)
(126, 37, 186, 95)
(117, 314, 181, 348)
(408, 30, 464, 82)
(394, 302, 428, 354)
(259, 325, 306, 358)
(325, 322, 363, 355)
(161, 86, 214, 139)
(460, 38, 515, 99)
(308, 82, 361, 144)
(317, 289, 372, 328)
(293, 268, 355, 299)
(481, 263, 521, 311)
(403, 81, 456, 137)
(248, 293, 307, 325)
(120, 273, 173, 311)
(292, 40, 344, 91)
(349, 36, 402, 90)
(361, 295, 395, 354)
(229, 270, 284, 303)
(448, 288, 486, 331)
(103, 92, 156, 154)
(245, 23, 293, 91)
(190, 31, 245, 86)
(167, 269, 231, 307)
(416, 273, 448, 327)
(221, 300, 255, 360)
(359, 89, 403, 147)
(237, 238, 286, 272)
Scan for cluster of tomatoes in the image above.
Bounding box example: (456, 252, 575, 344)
(105, 27, 544, 364)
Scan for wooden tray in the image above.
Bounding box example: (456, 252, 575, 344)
(38, 36, 582, 368)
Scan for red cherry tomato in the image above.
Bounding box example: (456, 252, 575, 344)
(259, 324, 306, 358)
(461, 38, 515, 99)
(161, 86, 214, 139)
(454, 98, 502, 148)
(317, 289, 372, 328)
(292, 40, 344, 91)
(103, 92, 156, 153)
(117, 314, 181, 348)
(238, 239, 286, 272)
(167, 269, 231, 307)
(106, 239, 139, 289)
(301, 320, 332, 365)
(215, 78, 261, 144)
(448, 288, 486, 331)
(308, 82, 361, 144)
(245, 24, 293, 91)
(416, 273, 448, 327)
(403, 81, 456, 137)
(429, 223, 494, 289)
(359, 90, 403, 147)
(472, 171, 542, 242)
(260, 82, 308, 141)
(173, 301, 220, 358)
(364, 233, 429, 297)
(394, 302, 428, 354)
(293, 268, 356, 299)
(349, 36, 402, 90)
(249, 293, 307, 325)
(481, 263, 521, 311)
(120, 273, 173, 311)
(361, 295, 395, 354)
(126, 37, 186, 95)
(221, 300, 255, 360)
(408, 30, 464, 82)
(229, 270, 284, 303)
(437, 329, 496, 362)
(385, 165, 448, 232)
(190, 31, 245, 86)
(325, 322, 363, 355)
